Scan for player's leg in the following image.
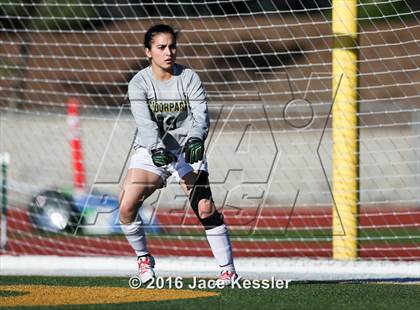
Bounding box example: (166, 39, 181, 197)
(180, 171, 237, 284)
(119, 167, 162, 251)
(119, 168, 163, 283)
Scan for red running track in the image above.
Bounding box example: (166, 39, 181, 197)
(1, 207, 419, 260)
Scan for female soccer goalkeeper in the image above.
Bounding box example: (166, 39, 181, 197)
(120, 24, 237, 285)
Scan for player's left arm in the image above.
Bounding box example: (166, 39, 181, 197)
(184, 71, 209, 164)
(187, 71, 209, 141)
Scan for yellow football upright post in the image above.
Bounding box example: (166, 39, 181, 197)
(332, 0, 359, 259)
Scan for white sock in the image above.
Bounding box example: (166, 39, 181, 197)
(205, 224, 236, 273)
(120, 218, 149, 257)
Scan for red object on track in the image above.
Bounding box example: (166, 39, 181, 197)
(67, 97, 85, 191)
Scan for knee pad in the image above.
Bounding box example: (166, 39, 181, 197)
(189, 171, 212, 218)
(189, 171, 224, 229)
(201, 210, 224, 230)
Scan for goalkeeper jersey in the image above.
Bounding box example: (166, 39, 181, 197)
(128, 64, 209, 153)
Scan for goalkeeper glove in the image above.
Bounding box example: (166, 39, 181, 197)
(151, 148, 176, 167)
(184, 137, 204, 164)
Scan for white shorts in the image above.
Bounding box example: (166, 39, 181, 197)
(128, 147, 208, 185)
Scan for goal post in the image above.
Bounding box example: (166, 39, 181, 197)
(332, 0, 360, 260)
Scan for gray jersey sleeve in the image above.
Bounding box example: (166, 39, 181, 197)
(187, 71, 209, 141)
(128, 75, 165, 152)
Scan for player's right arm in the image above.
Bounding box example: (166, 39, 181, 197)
(128, 75, 165, 153)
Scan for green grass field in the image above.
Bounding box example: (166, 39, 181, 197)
(1, 276, 419, 309)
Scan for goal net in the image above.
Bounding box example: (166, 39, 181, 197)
(0, 0, 419, 278)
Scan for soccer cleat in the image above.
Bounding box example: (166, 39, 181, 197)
(138, 255, 156, 284)
(216, 270, 238, 286)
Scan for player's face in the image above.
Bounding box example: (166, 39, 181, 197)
(145, 33, 177, 72)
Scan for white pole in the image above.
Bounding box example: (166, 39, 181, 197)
(0, 152, 10, 249)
